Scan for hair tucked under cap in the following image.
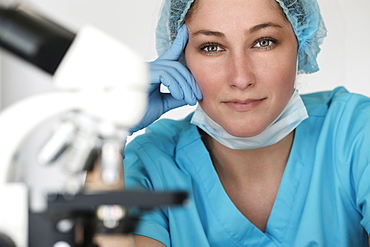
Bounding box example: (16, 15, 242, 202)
(156, 0, 327, 74)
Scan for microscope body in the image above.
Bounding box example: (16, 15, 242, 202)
(0, 4, 185, 247)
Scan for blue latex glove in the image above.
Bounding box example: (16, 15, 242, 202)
(130, 24, 202, 133)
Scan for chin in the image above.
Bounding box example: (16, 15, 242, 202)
(223, 124, 267, 138)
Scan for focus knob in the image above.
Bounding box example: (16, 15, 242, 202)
(0, 233, 16, 247)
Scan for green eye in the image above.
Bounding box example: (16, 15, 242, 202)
(205, 45, 219, 52)
(200, 42, 225, 55)
(259, 40, 271, 47)
(253, 38, 278, 50)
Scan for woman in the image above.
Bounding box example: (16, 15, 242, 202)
(95, 0, 370, 246)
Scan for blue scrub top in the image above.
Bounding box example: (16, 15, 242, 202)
(124, 87, 370, 247)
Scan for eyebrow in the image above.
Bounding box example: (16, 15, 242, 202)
(191, 30, 225, 37)
(249, 22, 283, 33)
(190, 22, 283, 37)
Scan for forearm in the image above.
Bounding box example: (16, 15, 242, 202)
(84, 157, 137, 247)
(93, 234, 136, 247)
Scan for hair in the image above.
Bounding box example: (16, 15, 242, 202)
(182, 0, 199, 24)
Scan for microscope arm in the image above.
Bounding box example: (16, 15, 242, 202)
(0, 4, 187, 246)
(0, 92, 77, 247)
(0, 22, 149, 184)
(0, 9, 148, 247)
(0, 92, 78, 183)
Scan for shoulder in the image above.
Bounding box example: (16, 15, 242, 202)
(300, 87, 370, 143)
(301, 87, 370, 120)
(127, 113, 197, 153)
(298, 87, 370, 175)
(124, 112, 200, 175)
(301, 86, 369, 108)
(302, 87, 370, 183)
(124, 113, 202, 191)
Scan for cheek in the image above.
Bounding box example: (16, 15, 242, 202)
(260, 48, 297, 88)
(185, 50, 224, 96)
(281, 44, 298, 83)
(264, 51, 298, 113)
(278, 56, 297, 89)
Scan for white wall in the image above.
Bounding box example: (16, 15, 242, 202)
(0, 0, 163, 109)
(0, 0, 370, 115)
(297, 0, 370, 95)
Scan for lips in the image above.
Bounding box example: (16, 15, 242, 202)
(222, 98, 266, 112)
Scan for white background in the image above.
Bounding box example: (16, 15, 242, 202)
(0, 0, 370, 120)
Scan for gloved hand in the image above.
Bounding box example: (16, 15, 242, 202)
(130, 24, 202, 133)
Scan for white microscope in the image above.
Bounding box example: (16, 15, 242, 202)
(0, 2, 186, 246)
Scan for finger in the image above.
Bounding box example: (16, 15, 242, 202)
(152, 61, 201, 104)
(152, 67, 197, 106)
(182, 69, 203, 101)
(150, 67, 185, 100)
(158, 24, 188, 61)
(162, 71, 197, 106)
(162, 93, 187, 112)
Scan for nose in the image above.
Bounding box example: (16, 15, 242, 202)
(227, 53, 255, 90)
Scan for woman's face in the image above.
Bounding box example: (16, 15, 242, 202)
(185, 0, 298, 137)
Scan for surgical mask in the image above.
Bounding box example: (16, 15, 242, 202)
(190, 90, 308, 150)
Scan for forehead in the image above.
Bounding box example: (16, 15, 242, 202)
(186, 0, 288, 29)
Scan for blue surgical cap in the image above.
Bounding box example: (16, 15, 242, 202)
(156, 0, 327, 74)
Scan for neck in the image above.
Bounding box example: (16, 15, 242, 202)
(202, 130, 295, 183)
